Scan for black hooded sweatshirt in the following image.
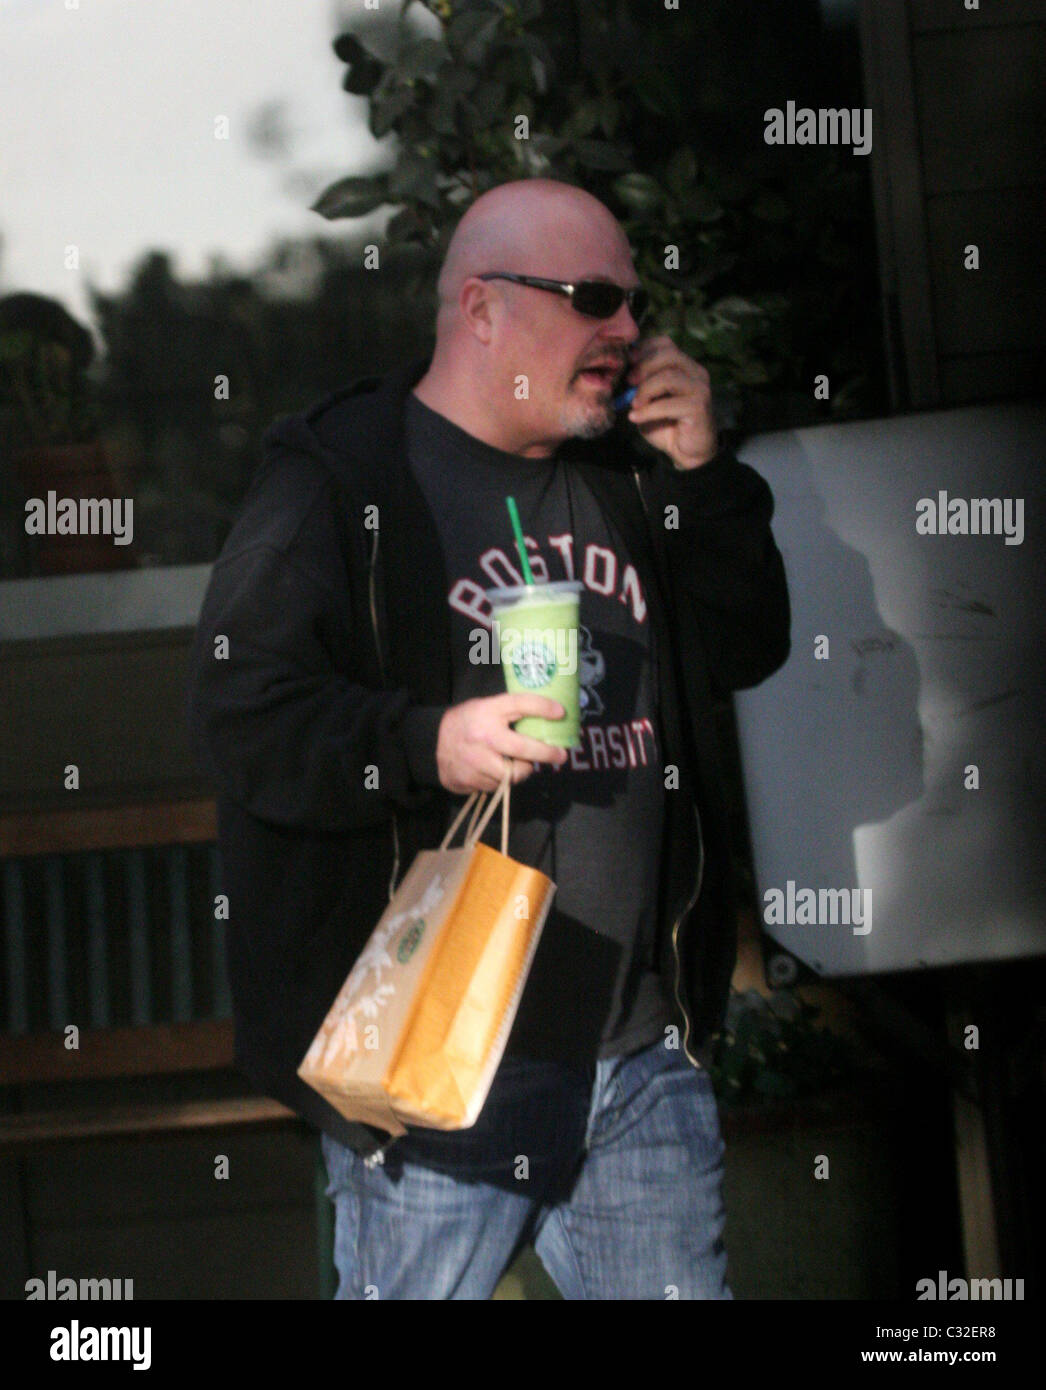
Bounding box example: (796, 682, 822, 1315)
(185, 358, 790, 1159)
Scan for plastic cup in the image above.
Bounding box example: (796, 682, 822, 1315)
(486, 581, 584, 747)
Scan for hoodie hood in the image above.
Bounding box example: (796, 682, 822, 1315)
(259, 357, 431, 509)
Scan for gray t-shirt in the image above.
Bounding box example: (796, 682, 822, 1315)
(405, 394, 674, 1064)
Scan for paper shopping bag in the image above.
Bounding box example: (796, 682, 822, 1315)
(297, 769, 554, 1136)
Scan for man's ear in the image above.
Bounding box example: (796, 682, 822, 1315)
(459, 277, 496, 343)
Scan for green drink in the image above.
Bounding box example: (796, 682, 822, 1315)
(486, 581, 584, 747)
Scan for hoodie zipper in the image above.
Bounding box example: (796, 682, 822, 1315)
(673, 807, 705, 1069)
(632, 464, 705, 1072)
(368, 525, 401, 902)
(366, 523, 401, 1169)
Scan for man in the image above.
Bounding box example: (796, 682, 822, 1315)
(186, 178, 790, 1299)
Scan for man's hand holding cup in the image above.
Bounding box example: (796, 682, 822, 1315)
(436, 693, 568, 795)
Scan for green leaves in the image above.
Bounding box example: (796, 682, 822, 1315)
(678, 184, 722, 224)
(665, 146, 697, 195)
(751, 189, 791, 222)
(317, 0, 881, 431)
(310, 175, 389, 220)
(332, 33, 367, 64)
(389, 154, 442, 210)
(572, 139, 631, 172)
(564, 98, 600, 139)
(490, 0, 543, 18)
(471, 79, 507, 124)
(612, 172, 663, 213)
(427, 60, 478, 133)
(446, 9, 501, 61)
(369, 88, 413, 140)
(631, 63, 682, 122)
(333, 33, 385, 95)
(709, 989, 865, 1110)
(398, 37, 448, 80)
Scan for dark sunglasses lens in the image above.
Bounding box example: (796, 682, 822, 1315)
(573, 283, 648, 322)
(573, 283, 623, 317)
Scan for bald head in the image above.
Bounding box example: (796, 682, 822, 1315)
(411, 178, 642, 457)
(435, 179, 631, 317)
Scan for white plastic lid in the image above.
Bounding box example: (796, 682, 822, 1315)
(486, 580, 584, 604)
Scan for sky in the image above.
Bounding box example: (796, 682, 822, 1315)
(0, 0, 858, 339)
(0, 0, 394, 332)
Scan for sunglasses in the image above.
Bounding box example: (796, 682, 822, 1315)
(477, 273, 649, 325)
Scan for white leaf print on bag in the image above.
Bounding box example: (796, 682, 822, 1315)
(303, 871, 449, 1068)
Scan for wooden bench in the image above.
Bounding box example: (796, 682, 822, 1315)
(0, 1019, 292, 1148)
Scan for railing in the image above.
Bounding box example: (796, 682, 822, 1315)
(2, 801, 228, 1038)
(0, 796, 327, 1296)
(0, 799, 293, 1141)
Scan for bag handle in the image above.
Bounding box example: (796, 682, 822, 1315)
(439, 765, 512, 856)
(468, 766, 511, 855)
(465, 791, 486, 844)
(440, 788, 481, 850)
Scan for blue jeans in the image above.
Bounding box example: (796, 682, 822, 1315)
(320, 1037, 731, 1300)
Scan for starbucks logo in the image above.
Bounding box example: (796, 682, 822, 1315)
(396, 919, 425, 963)
(510, 635, 557, 690)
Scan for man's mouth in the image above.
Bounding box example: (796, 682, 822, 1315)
(575, 361, 624, 389)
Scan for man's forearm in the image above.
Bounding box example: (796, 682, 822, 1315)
(649, 450, 792, 694)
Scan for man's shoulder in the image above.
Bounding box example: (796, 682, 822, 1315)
(246, 358, 426, 505)
(217, 358, 427, 557)
(301, 373, 383, 429)
(295, 358, 430, 453)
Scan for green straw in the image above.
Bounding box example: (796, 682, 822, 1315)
(505, 496, 535, 585)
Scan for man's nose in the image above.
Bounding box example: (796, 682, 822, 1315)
(598, 302, 641, 342)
